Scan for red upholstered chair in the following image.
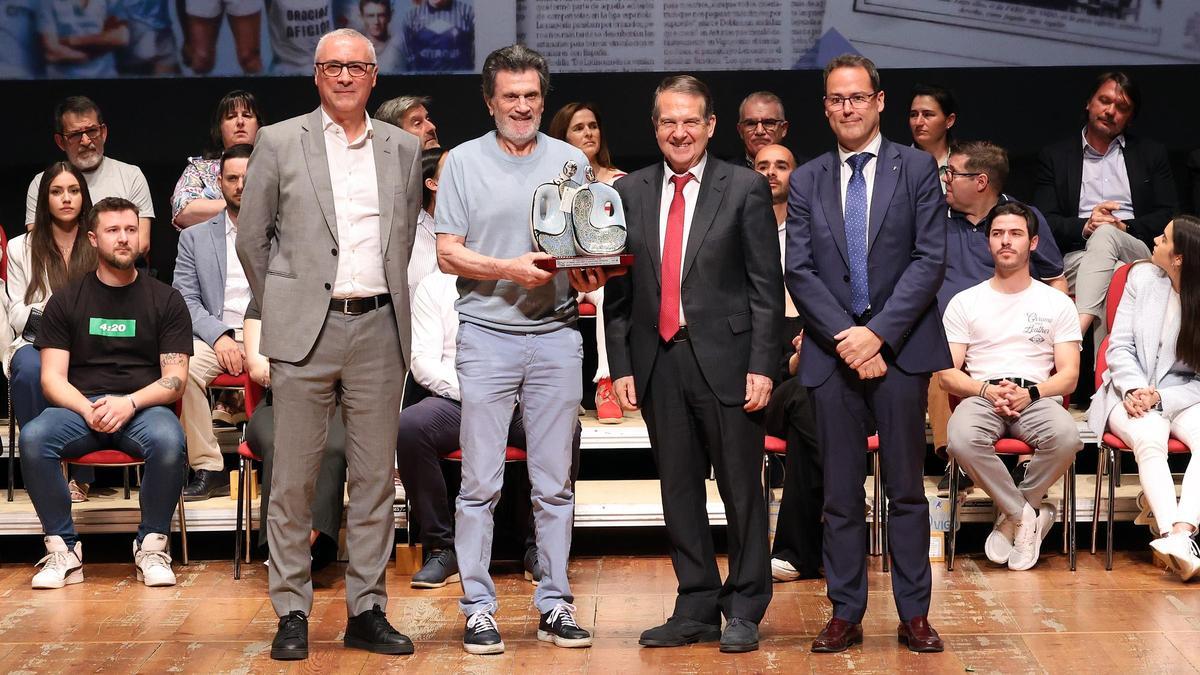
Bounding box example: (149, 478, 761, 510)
(578, 302, 596, 317)
(1091, 263, 1191, 569)
(765, 434, 886, 571)
(215, 373, 264, 580)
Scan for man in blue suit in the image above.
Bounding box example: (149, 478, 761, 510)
(786, 54, 950, 654)
(172, 144, 255, 501)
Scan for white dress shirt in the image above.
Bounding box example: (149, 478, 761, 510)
(322, 109, 388, 299)
(658, 152, 708, 327)
(1078, 129, 1134, 221)
(838, 132, 883, 249)
(221, 211, 251, 330)
(406, 208, 440, 304)
(777, 221, 799, 318)
(410, 270, 460, 401)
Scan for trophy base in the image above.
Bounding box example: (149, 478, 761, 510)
(534, 254, 633, 271)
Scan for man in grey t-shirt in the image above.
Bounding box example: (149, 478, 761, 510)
(435, 44, 611, 656)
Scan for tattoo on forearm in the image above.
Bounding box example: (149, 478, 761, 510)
(160, 353, 186, 366)
(156, 376, 183, 391)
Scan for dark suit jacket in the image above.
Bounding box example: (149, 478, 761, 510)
(1033, 133, 1177, 254)
(605, 156, 783, 407)
(785, 136, 950, 388)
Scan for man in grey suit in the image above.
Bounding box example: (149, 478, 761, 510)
(172, 144, 253, 502)
(236, 28, 422, 661)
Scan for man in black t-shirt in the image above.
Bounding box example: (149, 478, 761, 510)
(20, 198, 194, 591)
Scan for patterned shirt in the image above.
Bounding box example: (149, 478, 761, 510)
(170, 157, 221, 228)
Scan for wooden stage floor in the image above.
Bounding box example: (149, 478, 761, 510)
(2, 551, 1200, 673)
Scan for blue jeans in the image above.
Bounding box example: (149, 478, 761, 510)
(19, 402, 187, 547)
(12, 345, 94, 485)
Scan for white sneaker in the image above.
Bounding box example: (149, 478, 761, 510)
(1150, 533, 1200, 582)
(1008, 502, 1047, 571)
(32, 536, 83, 589)
(771, 558, 801, 582)
(984, 513, 1017, 565)
(133, 533, 177, 587)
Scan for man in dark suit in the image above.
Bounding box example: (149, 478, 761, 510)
(786, 54, 949, 653)
(605, 74, 782, 654)
(1033, 71, 1177, 342)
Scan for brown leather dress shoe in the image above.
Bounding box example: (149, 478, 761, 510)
(811, 617, 863, 653)
(897, 616, 944, 653)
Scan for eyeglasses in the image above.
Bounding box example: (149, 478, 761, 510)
(58, 125, 105, 144)
(314, 61, 377, 78)
(656, 118, 706, 133)
(822, 92, 879, 110)
(944, 167, 984, 181)
(739, 118, 784, 132)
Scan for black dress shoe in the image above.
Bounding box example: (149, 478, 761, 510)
(719, 618, 759, 653)
(523, 546, 543, 586)
(345, 604, 415, 655)
(182, 469, 230, 502)
(411, 548, 459, 588)
(638, 616, 721, 647)
(271, 611, 308, 661)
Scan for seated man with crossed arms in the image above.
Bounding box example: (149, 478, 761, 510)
(941, 201, 1083, 572)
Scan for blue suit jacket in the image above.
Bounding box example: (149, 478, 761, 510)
(173, 211, 236, 347)
(785, 137, 951, 387)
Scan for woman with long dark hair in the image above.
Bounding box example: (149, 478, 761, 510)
(170, 89, 263, 229)
(1089, 214, 1200, 580)
(6, 162, 98, 500)
(908, 83, 957, 192)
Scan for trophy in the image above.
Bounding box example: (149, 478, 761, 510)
(530, 161, 633, 270)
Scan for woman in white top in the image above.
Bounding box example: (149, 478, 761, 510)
(1089, 215, 1200, 580)
(549, 102, 626, 423)
(7, 162, 98, 500)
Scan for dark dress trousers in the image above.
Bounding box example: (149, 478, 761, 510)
(785, 137, 950, 624)
(606, 156, 783, 624)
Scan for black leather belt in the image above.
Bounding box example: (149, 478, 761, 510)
(987, 377, 1037, 388)
(664, 326, 690, 343)
(329, 294, 391, 315)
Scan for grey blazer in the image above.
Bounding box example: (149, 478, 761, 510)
(173, 211, 236, 347)
(235, 108, 422, 364)
(1088, 261, 1200, 436)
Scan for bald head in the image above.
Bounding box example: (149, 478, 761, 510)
(754, 144, 796, 204)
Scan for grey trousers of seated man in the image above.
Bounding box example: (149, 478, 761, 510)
(946, 397, 1083, 519)
(1064, 225, 1150, 344)
(454, 321, 583, 616)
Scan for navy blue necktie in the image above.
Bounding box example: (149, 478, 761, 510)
(845, 152, 873, 316)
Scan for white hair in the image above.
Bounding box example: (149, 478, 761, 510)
(314, 28, 377, 65)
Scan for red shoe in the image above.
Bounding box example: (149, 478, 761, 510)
(595, 377, 623, 424)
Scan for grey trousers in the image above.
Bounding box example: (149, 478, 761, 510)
(1064, 225, 1150, 343)
(454, 322, 582, 616)
(267, 305, 404, 617)
(947, 396, 1082, 519)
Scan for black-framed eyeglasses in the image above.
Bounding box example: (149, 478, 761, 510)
(58, 124, 106, 143)
(739, 118, 784, 132)
(822, 92, 878, 110)
(944, 167, 984, 181)
(315, 61, 377, 78)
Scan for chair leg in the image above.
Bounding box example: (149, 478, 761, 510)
(762, 455, 771, 517)
(870, 453, 881, 557)
(1106, 446, 1116, 571)
(7, 390, 15, 502)
(177, 494, 189, 566)
(123, 467, 131, 500)
(876, 452, 888, 573)
(244, 463, 253, 564)
(1068, 462, 1077, 571)
(1092, 444, 1106, 555)
(234, 458, 245, 580)
(947, 458, 958, 572)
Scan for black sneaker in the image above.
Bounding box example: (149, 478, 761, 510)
(936, 464, 973, 497)
(182, 469, 230, 502)
(271, 611, 308, 661)
(411, 548, 459, 589)
(537, 602, 592, 648)
(344, 604, 414, 655)
(1011, 459, 1031, 487)
(463, 608, 504, 655)
(523, 546, 543, 586)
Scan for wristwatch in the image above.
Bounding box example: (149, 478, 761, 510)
(1028, 385, 1041, 403)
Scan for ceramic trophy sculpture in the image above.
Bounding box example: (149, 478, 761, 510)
(530, 161, 632, 270)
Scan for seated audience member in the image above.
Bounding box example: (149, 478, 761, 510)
(736, 91, 788, 168)
(38, 0, 129, 79)
(26, 96, 155, 257)
(1089, 216, 1200, 580)
(1034, 71, 1177, 342)
(171, 90, 263, 229)
(375, 95, 440, 149)
(243, 302, 346, 570)
(20, 197, 192, 589)
(7, 162, 99, 502)
(407, 147, 448, 302)
(396, 270, 581, 588)
(173, 144, 256, 501)
(908, 83, 957, 191)
(938, 141, 1069, 493)
(941, 202, 1083, 571)
(754, 143, 822, 582)
(548, 101, 625, 422)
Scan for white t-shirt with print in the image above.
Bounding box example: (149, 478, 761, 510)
(943, 278, 1081, 384)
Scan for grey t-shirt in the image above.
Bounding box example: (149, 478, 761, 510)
(26, 156, 155, 226)
(434, 131, 589, 333)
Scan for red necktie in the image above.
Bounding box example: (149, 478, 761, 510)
(659, 173, 693, 341)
